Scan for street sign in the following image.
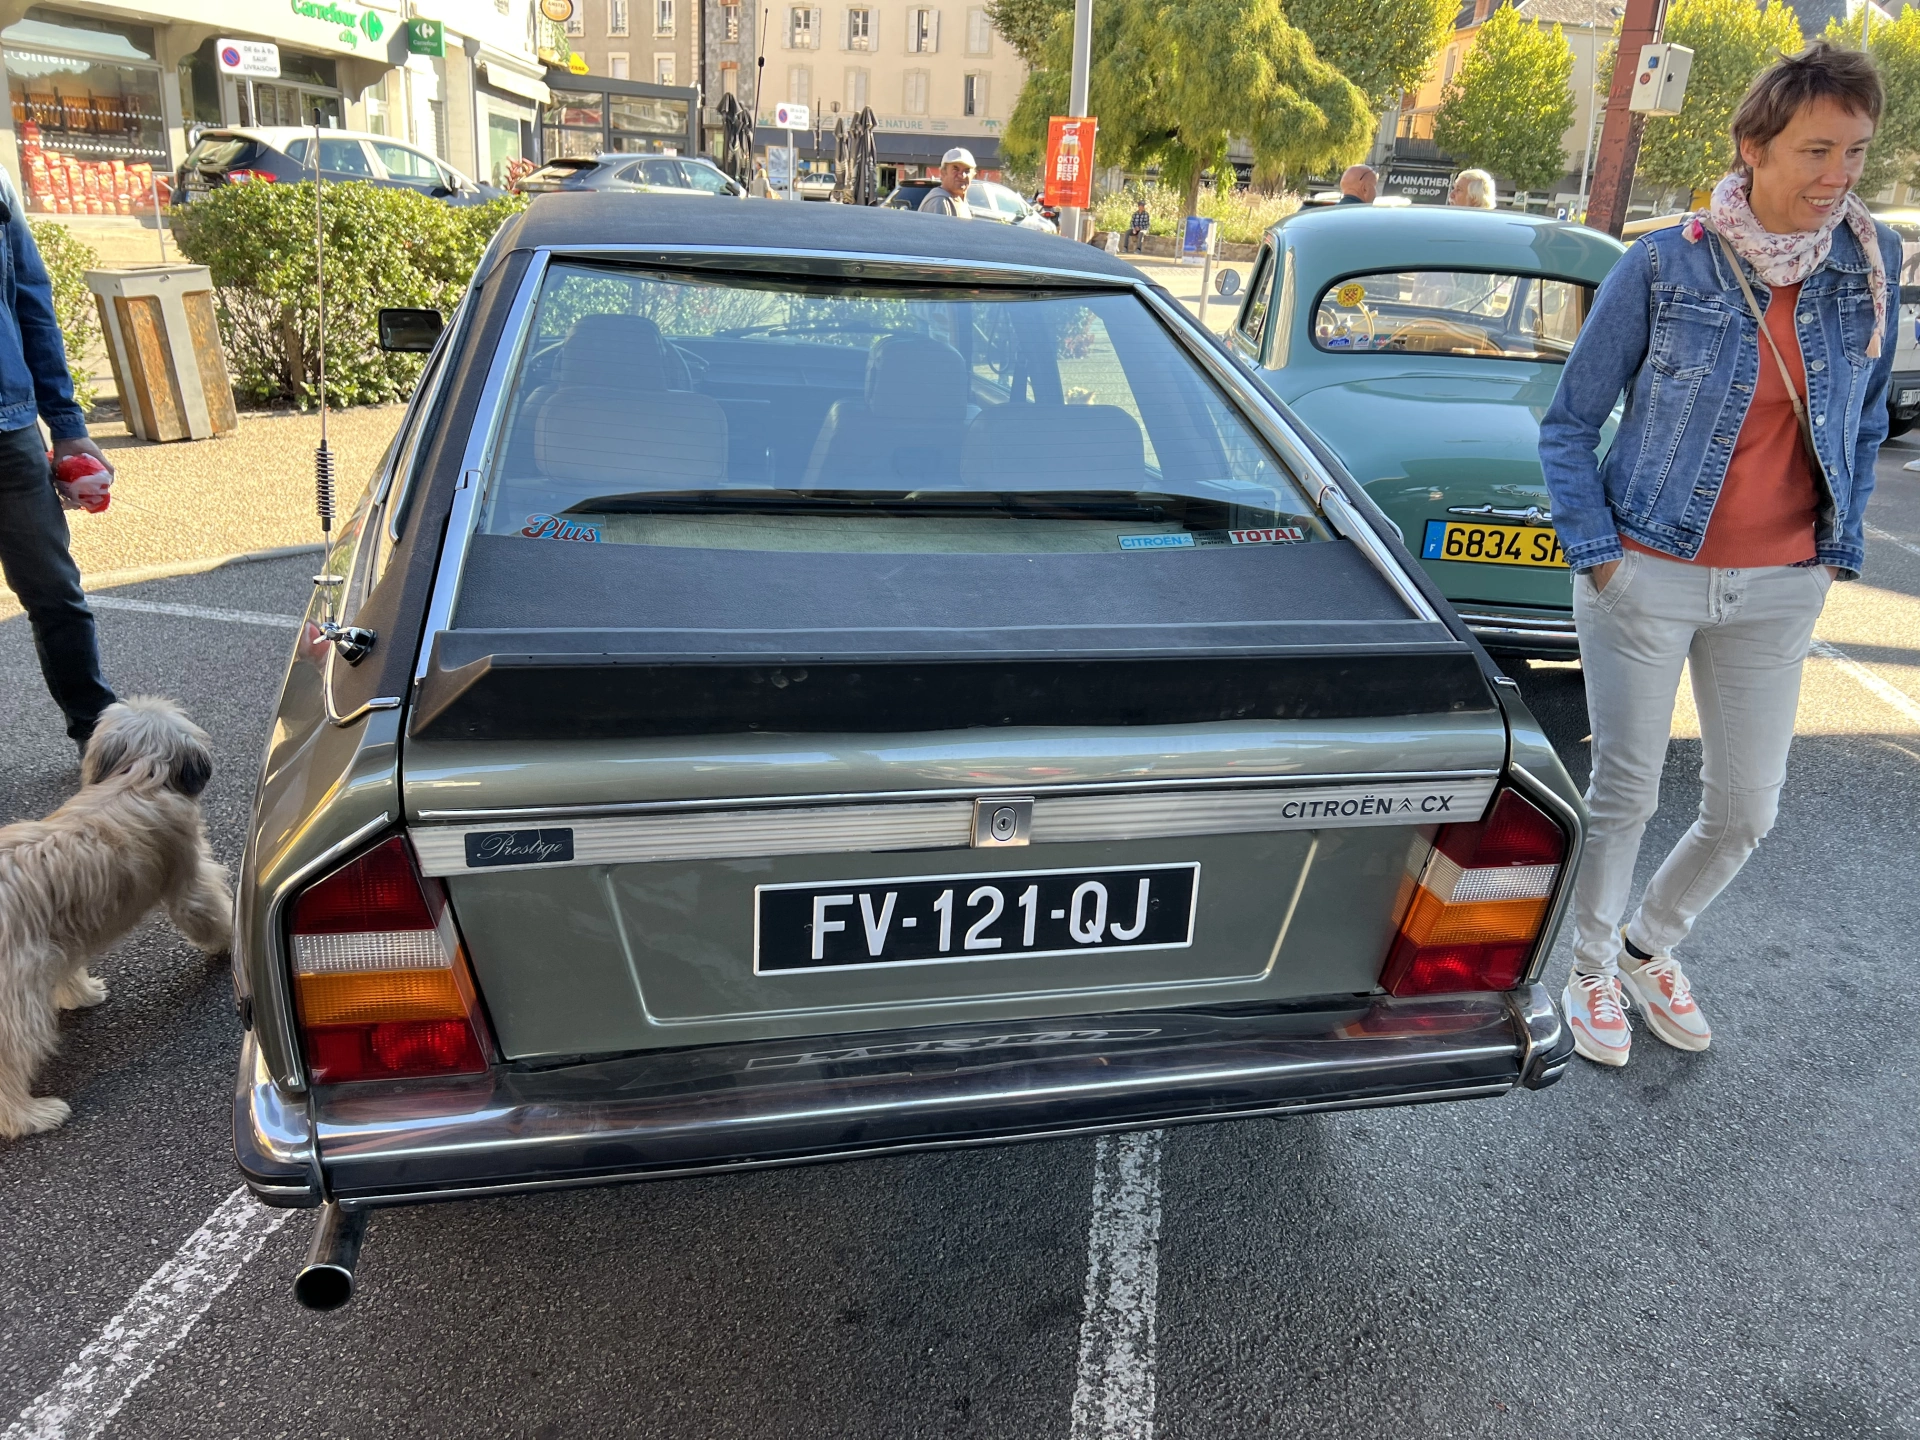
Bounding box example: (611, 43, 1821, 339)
(773, 102, 811, 130)
(1181, 215, 1215, 262)
(539, 0, 575, 21)
(216, 40, 281, 79)
(1043, 116, 1094, 209)
(1629, 43, 1693, 116)
(406, 18, 446, 56)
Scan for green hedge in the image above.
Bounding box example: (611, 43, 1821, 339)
(171, 182, 524, 408)
(28, 220, 99, 411)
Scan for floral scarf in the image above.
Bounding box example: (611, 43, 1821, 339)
(1681, 173, 1885, 358)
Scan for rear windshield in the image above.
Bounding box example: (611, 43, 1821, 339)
(1313, 270, 1592, 362)
(475, 262, 1331, 555)
(183, 136, 252, 170)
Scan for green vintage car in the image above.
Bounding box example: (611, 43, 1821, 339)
(1227, 206, 1626, 654)
(234, 196, 1582, 1308)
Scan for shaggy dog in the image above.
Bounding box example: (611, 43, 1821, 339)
(0, 698, 231, 1138)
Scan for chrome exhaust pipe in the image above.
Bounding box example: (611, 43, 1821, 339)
(294, 1202, 366, 1311)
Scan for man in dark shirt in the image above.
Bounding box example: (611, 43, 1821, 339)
(1338, 165, 1377, 204)
(917, 148, 976, 218)
(0, 165, 117, 754)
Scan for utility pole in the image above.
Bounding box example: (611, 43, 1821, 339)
(1583, 0, 1661, 237)
(1061, 0, 1093, 242)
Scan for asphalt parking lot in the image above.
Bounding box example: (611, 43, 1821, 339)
(2, 452, 1917, 1440)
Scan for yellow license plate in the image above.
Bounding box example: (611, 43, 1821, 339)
(1421, 520, 1566, 568)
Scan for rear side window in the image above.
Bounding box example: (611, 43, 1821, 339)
(474, 262, 1331, 560)
(1313, 270, 1593, 362)
(317, 138, 373, 175)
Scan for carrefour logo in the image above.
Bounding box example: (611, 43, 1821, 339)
(289, 0, 383, 45)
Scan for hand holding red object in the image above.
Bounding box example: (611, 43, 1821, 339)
(50, 451, 112, 513)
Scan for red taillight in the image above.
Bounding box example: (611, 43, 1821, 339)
(288, 837, 492, 1084)
(1381, 788, 1567, 997)
(225, 169, 276, 183)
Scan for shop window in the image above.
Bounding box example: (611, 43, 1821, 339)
(5, 12, 169, 215)
(488, 108, 524, 188)
(177, 39, 221, 127)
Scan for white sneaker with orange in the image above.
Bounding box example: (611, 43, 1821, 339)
(1620, 951, 1711, 1052)
(1563, 970, 1632, 1067)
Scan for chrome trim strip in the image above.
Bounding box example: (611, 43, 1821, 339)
(415, 767, 1501, 823)
(233, 1033, 320, 1206)
(1129, 282, 1442, 626)
(1458, 611, 1579, 635)
(413, 251, 550, 684)
(410, 776, 1497, 875)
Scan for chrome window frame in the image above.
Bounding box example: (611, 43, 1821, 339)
(410, 244, 1442, 681)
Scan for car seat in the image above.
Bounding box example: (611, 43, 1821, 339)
(800, 333, 968, 487)
(959, 403, 1146, 491)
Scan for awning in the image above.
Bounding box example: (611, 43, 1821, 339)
(773, 132, 1002, 168)
(479, 52, 551, 105)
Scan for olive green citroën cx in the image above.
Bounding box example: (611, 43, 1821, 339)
(234, 195, 1582, 1309)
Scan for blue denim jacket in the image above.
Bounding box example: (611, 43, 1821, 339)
(1539, 218, 1901, 578)
(0, 166, 86, 441)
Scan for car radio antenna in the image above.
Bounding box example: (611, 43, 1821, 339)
(308, 113, 374, 664)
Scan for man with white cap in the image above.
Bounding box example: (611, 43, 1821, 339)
(918, 147, 976, 218)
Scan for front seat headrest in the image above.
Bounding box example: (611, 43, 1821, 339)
(554, 313, 678, 389)
(864, 334, 968, 419)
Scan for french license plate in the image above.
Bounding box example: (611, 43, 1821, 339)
(755, 863, 1200, 974)
(1900, 387, 1920, 405)
(1422, 519, 1566, 568)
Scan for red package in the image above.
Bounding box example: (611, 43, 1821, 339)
(51, 452, 111, 513)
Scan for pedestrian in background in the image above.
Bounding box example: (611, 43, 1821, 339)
(1449, 169, 1497, 208)
(748, 160, 772, 198)
(1337, 165, 1377, 204)
(1125, 197, 1150, 252)
(1538, 41, 1897, 1068)
(0, 164, 116, 758)
(918, 147, 976, 218)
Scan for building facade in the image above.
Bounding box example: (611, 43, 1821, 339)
(551, 0, 696, 90)
(0, 0, 550, 211)
(754, 0, 1024, 174)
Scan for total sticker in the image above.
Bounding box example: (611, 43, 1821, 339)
(521, 513, 601, 542)
(1334, 282, 1367, 307)
(1228, 526, 1305, 545)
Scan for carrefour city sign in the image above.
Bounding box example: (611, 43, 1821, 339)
(289, 0, 385, 49)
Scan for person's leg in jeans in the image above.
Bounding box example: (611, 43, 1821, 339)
(1570, 553, 1707, 976)
(1627, 562, 1828, 955)
(0, 422, 115, 744)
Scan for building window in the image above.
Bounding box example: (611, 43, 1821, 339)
(909, 8, 938, 52)
(721, 60, 739, 96)
(904, 67, 927, 114)
(963, 71, 985, 116)
(565, 8, 585, 35)
(1442, 47, 1456, 84)
(966, 7, 990, 54)
(845, 66, 868, 110)
(789, 6, 817, 47)
(724, 2, 741, 38)
(609, 0, 630, 34)
(787, 64, 811, 105)
(656, 0, 674, 35)
(846, 7, 871, 50)
(609, 51, 630, 78)
(656, 52, 675, 82)
(429, 98, 448, 159)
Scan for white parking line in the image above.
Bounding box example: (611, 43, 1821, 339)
(1069, 1130, 1166, 1440)
(1810, 639, 1920, 726)
(4, 1188, 290, 1440)
(1867, 524, 1920, 562)
(84, 596, 303, 630)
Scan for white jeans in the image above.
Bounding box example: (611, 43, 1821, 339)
(1570, 550, 1831, 976)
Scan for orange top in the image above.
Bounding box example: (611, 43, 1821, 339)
(1624, 280, 1819, 568)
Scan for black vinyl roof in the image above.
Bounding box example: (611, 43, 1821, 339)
(498, 191, 1141, 279)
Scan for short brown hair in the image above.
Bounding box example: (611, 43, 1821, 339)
(1730, 39, 1884, 176)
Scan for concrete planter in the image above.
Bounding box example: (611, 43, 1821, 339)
(1091, 232, 1260, 263)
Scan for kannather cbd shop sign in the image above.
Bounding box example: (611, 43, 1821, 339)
(286, 0, 387, 52)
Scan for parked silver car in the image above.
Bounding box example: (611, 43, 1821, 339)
(513, 152, 745, 196)
(236, 194, 1580, 1310)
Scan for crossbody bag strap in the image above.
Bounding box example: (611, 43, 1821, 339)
(1716, 233, 1820, 463)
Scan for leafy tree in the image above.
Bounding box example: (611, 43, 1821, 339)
(1824, 12, 1920, 196)
(986, 0, 1072, 67)
(1433, 6, 1576, 196)
(1285, 0, 1457, 112)
(1005, 0, 1374, 215)
(1636, 0, 1802, 196)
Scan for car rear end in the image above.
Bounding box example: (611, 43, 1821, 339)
(235, 208, 1578, 1228)
(175, 129, 299, 200)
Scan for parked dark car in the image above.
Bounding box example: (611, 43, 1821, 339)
(175, 127, 502, 205)
(237, 194, 1579, 1311)
(513, 152, 744, 197)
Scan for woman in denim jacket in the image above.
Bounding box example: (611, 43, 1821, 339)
(1538, 42, 1900, 1068)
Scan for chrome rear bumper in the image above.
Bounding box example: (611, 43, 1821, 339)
(1458, 610, 1580, 656)
(235, 985, 1572, 1210)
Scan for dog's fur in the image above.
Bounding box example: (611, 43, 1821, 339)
(0, 698, 231, 1138)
